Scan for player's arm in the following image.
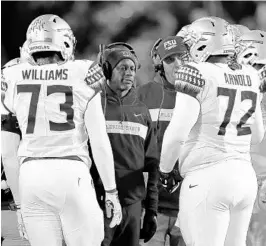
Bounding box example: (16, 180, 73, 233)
(160, 93, 200, 173)
(159, 64, 203, 173)
(84, 93, 122, 228)
(251, 93, 265, 145)
(1, 68, 21, 207)
(84, 94, 116, 191)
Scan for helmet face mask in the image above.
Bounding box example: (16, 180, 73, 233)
(24, 14, 76, 63)
(184, 17, 235, 62)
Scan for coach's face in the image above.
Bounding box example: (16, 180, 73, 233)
(163, 54, 184, 85)
(110, 59, 136, 93)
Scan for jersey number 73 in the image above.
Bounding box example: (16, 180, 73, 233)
(17, 84, 75, 134)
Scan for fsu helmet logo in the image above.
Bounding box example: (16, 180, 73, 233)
(163, 40, 177, 51)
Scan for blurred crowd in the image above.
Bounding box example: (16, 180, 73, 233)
(2, 1, 266, 85)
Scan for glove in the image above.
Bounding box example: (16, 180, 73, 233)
(105, 189, 122, 228)
(16, 207, 29, 240)
(140, 210, 157, 243)
(159, 169, 181, 194)
(1, 180, 9, 190)
(85, 62, 106, 92)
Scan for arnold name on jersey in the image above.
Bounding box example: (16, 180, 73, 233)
(22, 69, 68, 80)
(224, 73, 252, 87)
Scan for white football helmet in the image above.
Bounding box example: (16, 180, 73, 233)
(176, 24, 190, 39)
(231, 24, 250, 38)
(252, 30, 266, 66)
(20, 40, 36, 65)
(24, 14, 76, 62)
(184, 17, 235, 62)
(236, 30, 265, 66)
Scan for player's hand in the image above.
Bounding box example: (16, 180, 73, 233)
(140, 210, 157, 243)
(159, 169, 181, 194)
(1, 180, 9, 190)
(105, 189, 122, 228)
(85, 62, 106, 92)
(16, 208, 29, 240)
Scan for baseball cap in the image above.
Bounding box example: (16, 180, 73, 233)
(157, 36, 188, 61)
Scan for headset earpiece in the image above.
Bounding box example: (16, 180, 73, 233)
(98, 44, 113, 80)
(102, 61, 113, 80)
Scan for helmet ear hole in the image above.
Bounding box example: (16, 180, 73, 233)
(197, 45, 206, 51)
(244, 53, 252, 58)
(64, 42, 70, 48)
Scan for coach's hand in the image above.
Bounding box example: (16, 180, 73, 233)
(140, 210, 157, 243)
(105, 189, 122, 228)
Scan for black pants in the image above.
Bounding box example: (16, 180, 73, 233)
(102, 201, 142, 246)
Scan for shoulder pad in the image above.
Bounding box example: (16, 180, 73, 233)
(175, 64, 205, 98)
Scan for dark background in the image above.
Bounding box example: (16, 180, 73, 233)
(1, 1, 266, 85)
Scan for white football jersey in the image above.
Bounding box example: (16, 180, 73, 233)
(3, 60, 96, 165)
(251, 93, 266, 177)
(175, 62, 262, 175)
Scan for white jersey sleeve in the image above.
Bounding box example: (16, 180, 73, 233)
(160, 93, 200, 173)
(84, 94, 116, 191)
(251, 93, 265, 145)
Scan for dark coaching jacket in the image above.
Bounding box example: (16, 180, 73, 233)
(137, 77, 182, 217)
(91, 85, 159, 214)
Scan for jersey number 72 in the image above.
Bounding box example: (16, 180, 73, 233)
(217, 87, 257, 136)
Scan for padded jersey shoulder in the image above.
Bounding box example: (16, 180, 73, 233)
(175, 62, 206, 98)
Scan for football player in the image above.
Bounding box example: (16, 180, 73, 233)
(2, 14, 122, 246)
(159, 17, 264, 246)
(235, 28, 266, 246)
(1, 57, 30, 244)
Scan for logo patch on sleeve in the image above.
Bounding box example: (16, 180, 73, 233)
(175, 65, 205, 88)
(175, 64, 205, 97)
